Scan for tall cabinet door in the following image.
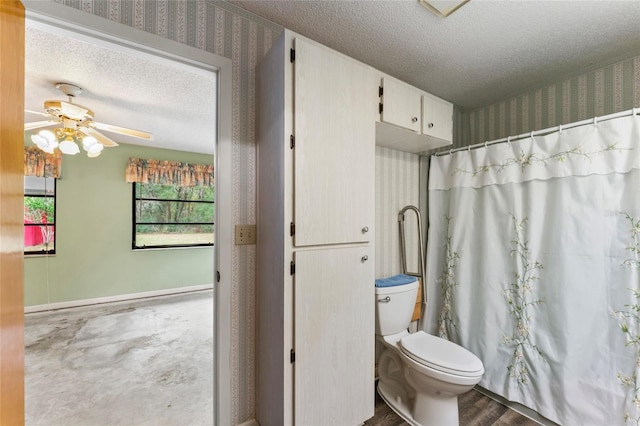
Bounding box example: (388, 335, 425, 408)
(293, 38, 376, 247)
(294, 246, 374, 425)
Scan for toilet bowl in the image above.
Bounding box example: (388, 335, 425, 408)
(375, 276, 484, 426)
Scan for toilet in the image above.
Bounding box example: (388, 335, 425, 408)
(375, 276, 484, 426)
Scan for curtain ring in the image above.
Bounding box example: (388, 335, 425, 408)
(449, 149, 452, 155)
(593, 116, 598, 127)
(484, 141, 488, 148)
(558, 124, 563, 133)
(468, 145, 471, 152)
(507, 136, 511, 146)
(530, 131, 534, 139)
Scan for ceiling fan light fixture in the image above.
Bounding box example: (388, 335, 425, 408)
(58, 138, 80, 155)
(26, 82, 151, 158)
(31, 136, 55, 153)
(87, 142, 104, 155)
(82, 135, 98, 150)
(38, 129, 56, 143)
(31, 133, 46, 146)
(31, 133, 59, 153)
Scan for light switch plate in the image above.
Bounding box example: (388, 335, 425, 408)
(235, 224, 256, 245)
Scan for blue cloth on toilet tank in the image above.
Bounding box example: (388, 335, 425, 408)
(375, 274, 417, 287)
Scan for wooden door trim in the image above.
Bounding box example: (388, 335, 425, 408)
(0, 1, 25, 423)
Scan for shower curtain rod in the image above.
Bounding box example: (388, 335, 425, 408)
(435, 107, 640, 157)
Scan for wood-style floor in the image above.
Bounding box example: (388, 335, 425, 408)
(365, 388, 538, 426)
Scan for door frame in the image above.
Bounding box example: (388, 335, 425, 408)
(21, 2, 233, 424)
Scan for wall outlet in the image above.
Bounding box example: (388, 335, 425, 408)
(235, 224, 256, 245)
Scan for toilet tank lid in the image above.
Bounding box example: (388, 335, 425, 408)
(375, 274, 417, 288)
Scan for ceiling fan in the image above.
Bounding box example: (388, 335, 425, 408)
(25, 82, 153, 157)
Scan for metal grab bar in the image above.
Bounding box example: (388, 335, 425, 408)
(398, 205, 427, 330)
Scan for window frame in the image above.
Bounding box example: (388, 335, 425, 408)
(24, 177, 57, 255)
(131, 182, 215, 250)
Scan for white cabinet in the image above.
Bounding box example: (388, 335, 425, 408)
(256, 30, 375, 426)
(294, 37, 375, 246)
(379, 76, 421, 133)
(422, 92, 453, 142)
(376, 74, 453, 154)
(294, 246, 374, 425)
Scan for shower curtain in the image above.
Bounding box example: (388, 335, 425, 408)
(425, 114, 640, 424)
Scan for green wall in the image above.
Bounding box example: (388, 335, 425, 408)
(24, 143, 214, 306)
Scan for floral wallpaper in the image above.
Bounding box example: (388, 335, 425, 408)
(458, 54, 640, 148)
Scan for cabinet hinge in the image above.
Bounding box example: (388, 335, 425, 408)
(216, 271, 221, 283)
(290, 48, 295, 63)
(379, 102, 383, 114)
(290, 349, 296, 363)
(379, 86, 383, 97)
(290, 134, 295, 149)
(290, 222, 295, 237)
(290, 261, 296, 276)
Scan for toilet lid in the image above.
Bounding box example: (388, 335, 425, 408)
(399, 331, 484, 377)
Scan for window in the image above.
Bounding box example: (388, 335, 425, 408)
(24, 176, 56, 255)
(133, 183, 214, 249)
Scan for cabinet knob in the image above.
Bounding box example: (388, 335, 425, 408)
(428, 122, 434, 128)
(362, 226, 369, 233)
(411, 117, 418, 123)
(361, 255, 369, 262)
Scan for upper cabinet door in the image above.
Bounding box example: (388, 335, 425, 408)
(379, 76, 422, 133)
(293, 37, 375, 246)
(422, 92, 453, 142)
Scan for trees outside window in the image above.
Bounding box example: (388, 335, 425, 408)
(133, 183, 214, 249)
(24, 176, 56, 254)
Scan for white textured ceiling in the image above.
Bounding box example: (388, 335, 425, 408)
(25, 21, 216, 155)
(231, 0, 640, 109)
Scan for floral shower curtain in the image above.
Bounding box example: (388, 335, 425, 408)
(425, 114, 640, 424)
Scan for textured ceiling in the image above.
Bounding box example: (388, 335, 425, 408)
(231, 0, 640, 109)
(25, 22, 216, 155)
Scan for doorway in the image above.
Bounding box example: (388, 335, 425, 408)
(22, 2, 232, 423)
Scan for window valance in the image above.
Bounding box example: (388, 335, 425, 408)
(125, 157, 214, 187)
(24, 146, 62, 178)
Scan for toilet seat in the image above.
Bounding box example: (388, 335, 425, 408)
(399, 331, 484, 378)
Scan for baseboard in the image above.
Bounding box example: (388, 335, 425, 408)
(25, 284, 214, 313)
(474, 386, 558, 426)
(237, 419, 259, 426)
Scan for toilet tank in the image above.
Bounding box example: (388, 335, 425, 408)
(375, 278, 419, 336)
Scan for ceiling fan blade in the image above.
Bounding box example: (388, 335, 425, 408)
(78, 126, 119, 147)
(25, 109, 51, 117)
(94, 122, 153, 140)
(24, 120, 58, 131)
